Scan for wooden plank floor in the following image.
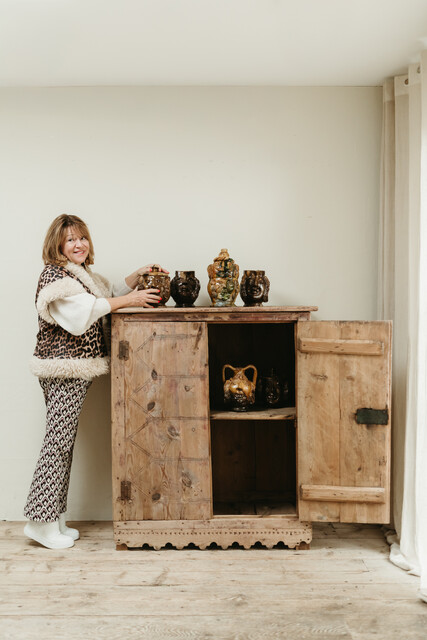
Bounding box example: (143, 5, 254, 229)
(0, 522, 426, 639)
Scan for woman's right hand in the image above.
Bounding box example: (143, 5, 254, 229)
(107, 288, 162, 313)
(123, 288, 162, 308)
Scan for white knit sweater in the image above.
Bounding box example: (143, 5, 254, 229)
(49, 280, 132, 336)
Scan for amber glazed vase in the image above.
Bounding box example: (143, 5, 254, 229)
(223, 364, 258, 412)
(137, 266, 170, 306)
(207, 249, 239, 307)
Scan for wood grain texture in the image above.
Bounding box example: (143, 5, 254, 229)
(339, 322, 391, 524)
(298, 337, 384, 356)
(300, 485, 386, 503)
(111, 316, 127, 522)
(210, 407, 296, 420)
(113, 320, 212, 522)
(1, 522, 425, 640)
(114, 305, 318, 314)
(112, 311, 392, 553)
(297, 321, 392, 524)
(118, 307, 315, 324)
(210, 419, 296, 514)
(114, 517, 312, 550)
(297, 321, 341, 522)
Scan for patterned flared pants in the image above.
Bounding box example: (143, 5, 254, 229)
(24, 377, 92, 522)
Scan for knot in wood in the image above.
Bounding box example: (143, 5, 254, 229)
(167, 425, 180, 439)
(181, 472, 192, 488)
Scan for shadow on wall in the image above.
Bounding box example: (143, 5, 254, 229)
(68, 374, 113, 521)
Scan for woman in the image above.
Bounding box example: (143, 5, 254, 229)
(24, 214, 167, 549)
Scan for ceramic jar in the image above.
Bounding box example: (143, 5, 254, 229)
(223, 364, 258, 412)
(240, 270, 270, 307)
(282, 381, 290, 406)
(207, 249, 239, 307)
(170, 271, 200, 307)
(137, 266, 170, 306)
(257, 369, 281, 407)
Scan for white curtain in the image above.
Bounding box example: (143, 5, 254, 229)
(379, 53, 427, 602)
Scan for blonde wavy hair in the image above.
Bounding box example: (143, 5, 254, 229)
(42, 214, 95, 266)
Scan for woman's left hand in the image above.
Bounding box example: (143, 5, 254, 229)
(125, 264, 169, 289)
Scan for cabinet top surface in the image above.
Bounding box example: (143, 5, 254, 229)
(113, 306, 319, 314)
(112, 305, 317, 323)
(113, 305, 317, 315)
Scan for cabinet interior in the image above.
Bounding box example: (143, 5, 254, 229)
(208, 322, 297, 517)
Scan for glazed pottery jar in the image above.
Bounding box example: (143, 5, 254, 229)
(282, 381, 290, 406)
(170, 271, 200, 307)
(137, 266, 170, 306)
(240, 270, 270, 307)
(257, 369, 281, 407)
(207, 249, 239, 307)
(223, 364, 258, 412)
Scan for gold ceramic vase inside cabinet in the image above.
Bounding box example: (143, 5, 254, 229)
(137, 266, 170, 306)
(223, 364, 258, 412)
(207, 249, 239, 307)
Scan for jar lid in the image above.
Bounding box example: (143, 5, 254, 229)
(145, 266, 169, 277)
(213, 248, 233, 262)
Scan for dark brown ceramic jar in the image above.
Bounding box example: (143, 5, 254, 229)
(258, 369, 281, 407)
(137, 266, 170, 306)
(240, 270, 270, 306)
(170, 271, 200, 307)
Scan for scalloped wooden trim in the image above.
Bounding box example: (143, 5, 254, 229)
(114, 518, 312, 550)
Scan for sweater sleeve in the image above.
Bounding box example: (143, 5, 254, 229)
(49, 293, 111, 336)
(112, 279, 133, 297)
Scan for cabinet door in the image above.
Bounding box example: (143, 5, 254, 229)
(297, 321, 391, 523)
(112, 320, 211, 521)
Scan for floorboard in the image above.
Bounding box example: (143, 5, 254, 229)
(1, 521, 425, 639)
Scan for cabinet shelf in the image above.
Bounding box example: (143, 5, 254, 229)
(210, 407, 296, 421)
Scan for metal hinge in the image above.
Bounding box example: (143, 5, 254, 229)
(118, 340, 129, 360)
(120, 480, 132, 502)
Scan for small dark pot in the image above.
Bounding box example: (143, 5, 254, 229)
(137, 267, 170, 306)
(170, 271, 200, 307)
(257, 370, 281, 407)
(282, 381, 290, 406)
(240, 270, 270, 307)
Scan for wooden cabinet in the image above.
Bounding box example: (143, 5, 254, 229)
(111, 307, 391, 550)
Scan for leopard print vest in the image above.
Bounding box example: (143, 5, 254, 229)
(30, 264, 110, 380)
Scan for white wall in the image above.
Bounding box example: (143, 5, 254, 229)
(0, 87, 382, 520)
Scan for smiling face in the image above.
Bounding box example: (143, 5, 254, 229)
(246, 274, 266, 300)
(60, 226, 90, 265)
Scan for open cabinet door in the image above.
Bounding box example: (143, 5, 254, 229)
(297, 321, 391, 524)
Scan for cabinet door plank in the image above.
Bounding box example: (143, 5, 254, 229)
(298, 338, 384, 356)
(338, 321, 391, 524)
(297, 321, 341, 522)
(297, 321, 391, 524)
(300, 485, 385, 503)
(111, 316, 127, 522)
